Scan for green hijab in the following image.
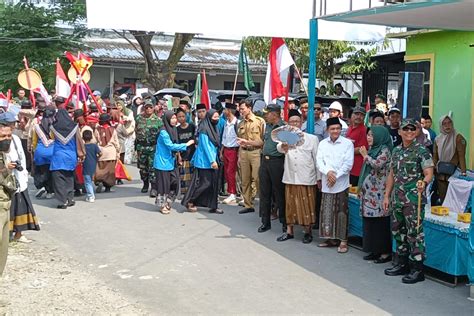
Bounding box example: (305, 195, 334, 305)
(357, 125, 393, 189)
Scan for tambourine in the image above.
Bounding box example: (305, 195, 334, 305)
(17, 68, 42, 90)
(271, 125, 305, 147)
(68, 66, 91, 84)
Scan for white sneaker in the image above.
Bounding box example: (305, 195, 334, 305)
(35, 187, 46, 198)
(45, 193, 54, 199)
(86, 197, 95, 203)
(223, 194, 237, 204)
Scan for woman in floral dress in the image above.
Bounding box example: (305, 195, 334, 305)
(358, 126, 393, 263)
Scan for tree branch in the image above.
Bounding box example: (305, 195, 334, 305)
(112, 29, 144, 58)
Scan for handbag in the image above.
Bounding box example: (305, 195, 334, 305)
(437, 161, 457, 176)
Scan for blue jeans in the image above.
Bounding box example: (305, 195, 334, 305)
(83, 174, 95, 199)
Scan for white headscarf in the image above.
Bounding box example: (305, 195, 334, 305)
(435, 115, 457, 162)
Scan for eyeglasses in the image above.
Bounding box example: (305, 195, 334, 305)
(402, 126, 416, 132)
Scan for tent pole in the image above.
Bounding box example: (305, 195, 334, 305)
(307, 18, 318, 135)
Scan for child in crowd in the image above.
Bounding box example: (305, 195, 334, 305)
(82, 130, 101, 202)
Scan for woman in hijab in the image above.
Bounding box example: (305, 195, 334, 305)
(433, 115, 467, 202)
(181, 109, 223, 214)
(358, 126, 393, 263)
(50, 109, 85, 209)
(115, 100, 136, 167)
(153, 110, 194, 214)
(94, 113, 120, 193)
(31, 106, 55, 199)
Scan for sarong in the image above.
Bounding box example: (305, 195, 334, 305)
(95, 160, 116, 187)
(179, 160, 193, 196)
(10, 190, 40, 232)
(285, 184, 316, 226)
(155, 168, 180, 208)
(319, 189, 349, 240)
(52, 170, 74, 204)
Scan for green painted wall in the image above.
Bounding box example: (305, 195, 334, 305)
(406, 30, 474, 168)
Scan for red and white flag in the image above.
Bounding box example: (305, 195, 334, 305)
(200, 69, 211, 110)
(263, 38, 295, 105)
(0, 93, 8, 108)
(33, 83, 52, 105)
(56, 59, 70, 98)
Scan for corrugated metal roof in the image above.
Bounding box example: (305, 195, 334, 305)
(82, 38, 266, 72)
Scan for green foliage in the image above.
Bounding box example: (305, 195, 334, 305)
(243, 37, 378, 92)
(339, 47, 378, 75)
(0, 2, 86, 92)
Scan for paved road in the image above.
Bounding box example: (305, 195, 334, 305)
(28, 166, 473, 315)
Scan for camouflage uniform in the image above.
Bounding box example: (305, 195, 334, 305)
(134, 113, 162, 189)
(389, 140, 434, 262)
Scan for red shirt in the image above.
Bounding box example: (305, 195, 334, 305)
(346, 124, 368, 177)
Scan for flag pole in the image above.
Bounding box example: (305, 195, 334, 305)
(284, 70, 291, 122)
(22, 56, 36, 108)
(293, 64, 308, 96)
(231, 67, 239, 104)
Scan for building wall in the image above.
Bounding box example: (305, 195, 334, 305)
(406, 30, 474, 168)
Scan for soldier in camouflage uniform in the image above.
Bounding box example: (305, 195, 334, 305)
(135, 101, 162, 196)
(383, 119, 434, 284)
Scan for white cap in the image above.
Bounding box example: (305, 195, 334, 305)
(329, 101, 343, 112)
(119, 93, 127, 100)
(93, 90, 101, 96)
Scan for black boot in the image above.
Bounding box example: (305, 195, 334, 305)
(141, 181, 149, 193)
(384, 255, 409, 276)
(402, 261, 425, 284)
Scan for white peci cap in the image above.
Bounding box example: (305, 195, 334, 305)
(328, 101, 343, 112)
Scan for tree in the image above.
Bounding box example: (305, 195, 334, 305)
(113, 30, 194, 91)
(243, 37, 378, 93)
(0, 1, 86, 91)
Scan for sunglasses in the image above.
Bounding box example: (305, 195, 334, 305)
(402, 126, 416, 132)
(315, 108, 322, 111)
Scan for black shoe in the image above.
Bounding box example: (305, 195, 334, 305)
(302, 233, 313, 244)
(57, 203, 68, 209)
(149, 189, 157, 198)
(276, 233, 294, 242)
(67, 199, 75, 207)
(117, 179, 123, 185)
(402, 269, 425, 284)
(374, 255, 392, 264)
(104, 187, 111, 193)
(141, 181, 149, 193)
(74, 189, 82, 197)
(209, 208, 223, 214)
(385, 263, 410, 276)
(363, 253, 379, 261)
(239, 207, 255, 214)
(258, 224, 271, 233)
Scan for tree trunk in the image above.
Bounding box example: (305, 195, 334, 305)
(130, 31, 194, 91)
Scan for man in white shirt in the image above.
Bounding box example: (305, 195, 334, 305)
(316, 117, 354, 253)
(221, 103, 240, 204)
(276, 109, 320, 244)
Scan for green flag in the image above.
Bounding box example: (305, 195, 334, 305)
(193, 73, 201, 109)
(238, 43, 255, 93)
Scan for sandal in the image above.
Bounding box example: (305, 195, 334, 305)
(318, 240, 339, 248)
(337, 243, 349, 253)
(187, 203, 197, 213)
(160, 206, 170, 214)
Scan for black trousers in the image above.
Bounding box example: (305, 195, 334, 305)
(20, 138, 32, 173)
(259, 156, 285, 227)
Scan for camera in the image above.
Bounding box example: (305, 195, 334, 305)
(13, 160, 23, 171)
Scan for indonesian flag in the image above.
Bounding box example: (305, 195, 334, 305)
(0, 93, 8, 108)
(33, 83, 52, 105)
(263, 38, 295, 105)
(200, 69, 210, 110)
(56, 59, 70, 98)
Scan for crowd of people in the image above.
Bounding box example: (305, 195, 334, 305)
(1, 86, 468, 286)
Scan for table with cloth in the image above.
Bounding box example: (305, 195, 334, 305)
(348, 194, 472, 278)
